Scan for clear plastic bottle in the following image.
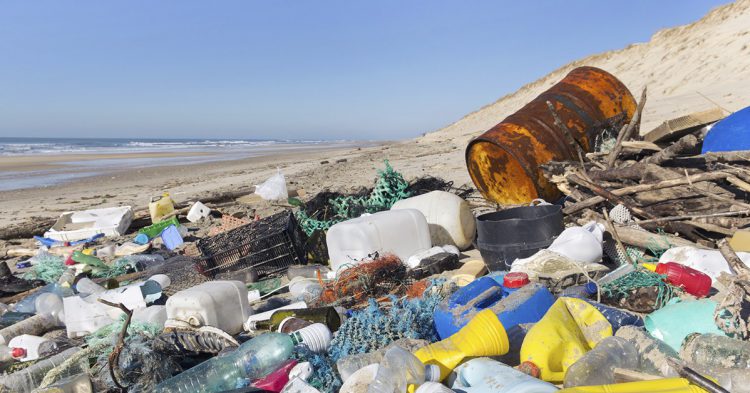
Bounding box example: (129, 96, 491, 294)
(13, 283, 73, 313)
(0, 344, 11, 362)
(154, 327, 330, 393)
(563, 336, 639, 387)
(367, 347, 440, 393)
(615, 326, 679, 377)
(0, 347, 83, 393)
(680, 333, 750, 369)
(336, 338, 429, 382)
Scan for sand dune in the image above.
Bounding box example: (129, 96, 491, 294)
(422, 0, 750, 145)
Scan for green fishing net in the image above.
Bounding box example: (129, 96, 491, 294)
(296, 161, 412, 236)
(601, 266, 680, 309)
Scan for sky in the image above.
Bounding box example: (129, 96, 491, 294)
(0, 1, 732, 141)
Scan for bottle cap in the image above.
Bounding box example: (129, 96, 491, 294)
(642, 263, 658, 272)
(64, 255, 76, 266)
(518, 361, 541, 378)
(584, 282, 598, 295)
(290, 323, 332, 353)
(11, 347, 26, 359)
(424, 364, 441, 382)
(503, 272, 530, 289)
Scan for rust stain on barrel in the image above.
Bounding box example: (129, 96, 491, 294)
(466, 66, 636, 205)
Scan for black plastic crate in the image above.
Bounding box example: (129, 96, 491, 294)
(196, 210, 307, 278)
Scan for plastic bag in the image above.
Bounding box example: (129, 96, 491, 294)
(255, 169, 289, 201)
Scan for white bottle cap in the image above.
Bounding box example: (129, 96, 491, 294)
(148, 274, 171, 289)
(290, 323, 332, 353)
(289, 361, 314, 381)
(415, 382, 454, 393)
(424, 365, 442, 382)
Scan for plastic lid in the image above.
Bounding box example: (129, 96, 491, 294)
(503, 272, 530, 289)
(643, 263, 658, 273)
(518, 361, 540, 378)
(11, 347, 25, 358)
(584, 282, 598, 295)
(424, 364, 441, 382)
(290, 323, 332, 353)
(64, 255, 76, 266)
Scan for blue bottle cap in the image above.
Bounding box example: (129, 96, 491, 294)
(134, 233, 150, 245)
(585, 282, 598, 295)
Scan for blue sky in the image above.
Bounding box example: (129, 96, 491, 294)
(0, 1, 731, 140)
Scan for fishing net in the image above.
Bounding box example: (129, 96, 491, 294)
(300, 279, 448, 393)
(21, 252, 65, 284)
(405, 176, 473, 200)
(296, 161, 411, 236)
(315, 254, 412, 309)
(714, 279, 750, 340)
(601, 267, 680, 313)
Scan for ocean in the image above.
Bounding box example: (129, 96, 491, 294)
(0, 137, 359, 191)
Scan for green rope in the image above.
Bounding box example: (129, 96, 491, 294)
(601, 267, 680, 309)
(297, 161, 412, 236)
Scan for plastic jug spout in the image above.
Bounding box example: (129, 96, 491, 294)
(415, 309, 509, 380)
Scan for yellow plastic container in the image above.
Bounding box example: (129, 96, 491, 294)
(557, 378, 707, 393)
(414, 308, 509, 381)
(149, 193, 175, 224)
(519, 297, 612, 382)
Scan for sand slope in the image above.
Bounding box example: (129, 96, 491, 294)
(422, 0, 750, 145)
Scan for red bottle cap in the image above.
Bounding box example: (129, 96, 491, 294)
(64, 254, 75, 266)
(518, 361, 541, 378)
(503, 272, 530, 289)
(11, 347, 26, 359)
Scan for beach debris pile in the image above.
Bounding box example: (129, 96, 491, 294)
(1, 66, 750, 393)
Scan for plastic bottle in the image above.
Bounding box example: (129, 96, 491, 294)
(687, 365, 750, 393)
(556, 378, 707, 393)
(8, 334, 50, 361)
(563, 336, 639, 387)
(547, 221, 605, 264)
(643, 262, 712, 297)
(658, 246, 750, 282)
(245, 307, 341, 333)
(614, 326, 679, 377)
(390, 191, 476, 250)
(680, 333, 750, 369)
(560, 282, 598, 298)
(0, 313, 58, 345)
(0, 347, 83, 393)
(154, 327, 330, 393)
(326, 209, 432, 273)
(0, 344, 11, 362)
(0, 312, 35, 328)
(13, 283, 73, 314)
(74, 277, 106, 295)
(367, 347, 440, 393)
(34, 293, 65, 324)
(450, 358, 557, 393)
(336, 338, 429, 382)
(415, 309, 509, 381)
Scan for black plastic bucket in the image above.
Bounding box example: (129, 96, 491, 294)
(475, 205, 564, 271)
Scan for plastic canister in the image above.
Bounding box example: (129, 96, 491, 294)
(390, 191, 476, 250)
(149, 193, 175, 224)
(450, 358, 557, 393)
(433, 277, 554, 340)
(519, 297, 613, 382)
(166, 281, 251, 335)
(644, 298, 727, 351)
(644, 262, 712, 298)
(546, 222, 604, 264)
(414, 309, 510, 381)
(326, 209, 431, 273)
(160, 225, 184, 251)
(556, 378, 706, 393)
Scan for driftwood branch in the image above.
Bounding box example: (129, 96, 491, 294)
(718, 239, 750, 278)
(606, 87, 647, 168)
(98, 299, 133, 391)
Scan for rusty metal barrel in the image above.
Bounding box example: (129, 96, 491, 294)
(466, 66, 636, 205)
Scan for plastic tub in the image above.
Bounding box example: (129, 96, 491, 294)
(326, 209, 431, 273)
(475, 205, 563, 271)
(391, 191, 476, 250)
(44, 206, 134, 242)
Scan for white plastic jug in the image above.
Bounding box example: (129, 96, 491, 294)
(8, 334, 50, 361)
(547, 221, 604, 264)
(64, 295, 122, 338)
(187, 201, 211, 223)
(391, 191, 476, 250)
(659, 246, 750, 282)
(327, 209, 431, 273)
(449, 358, 558, 393)
(166, 281, 251, 335)
(133, 305, 168, 328)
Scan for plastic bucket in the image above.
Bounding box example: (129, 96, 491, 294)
(475, 205, 563, 271)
